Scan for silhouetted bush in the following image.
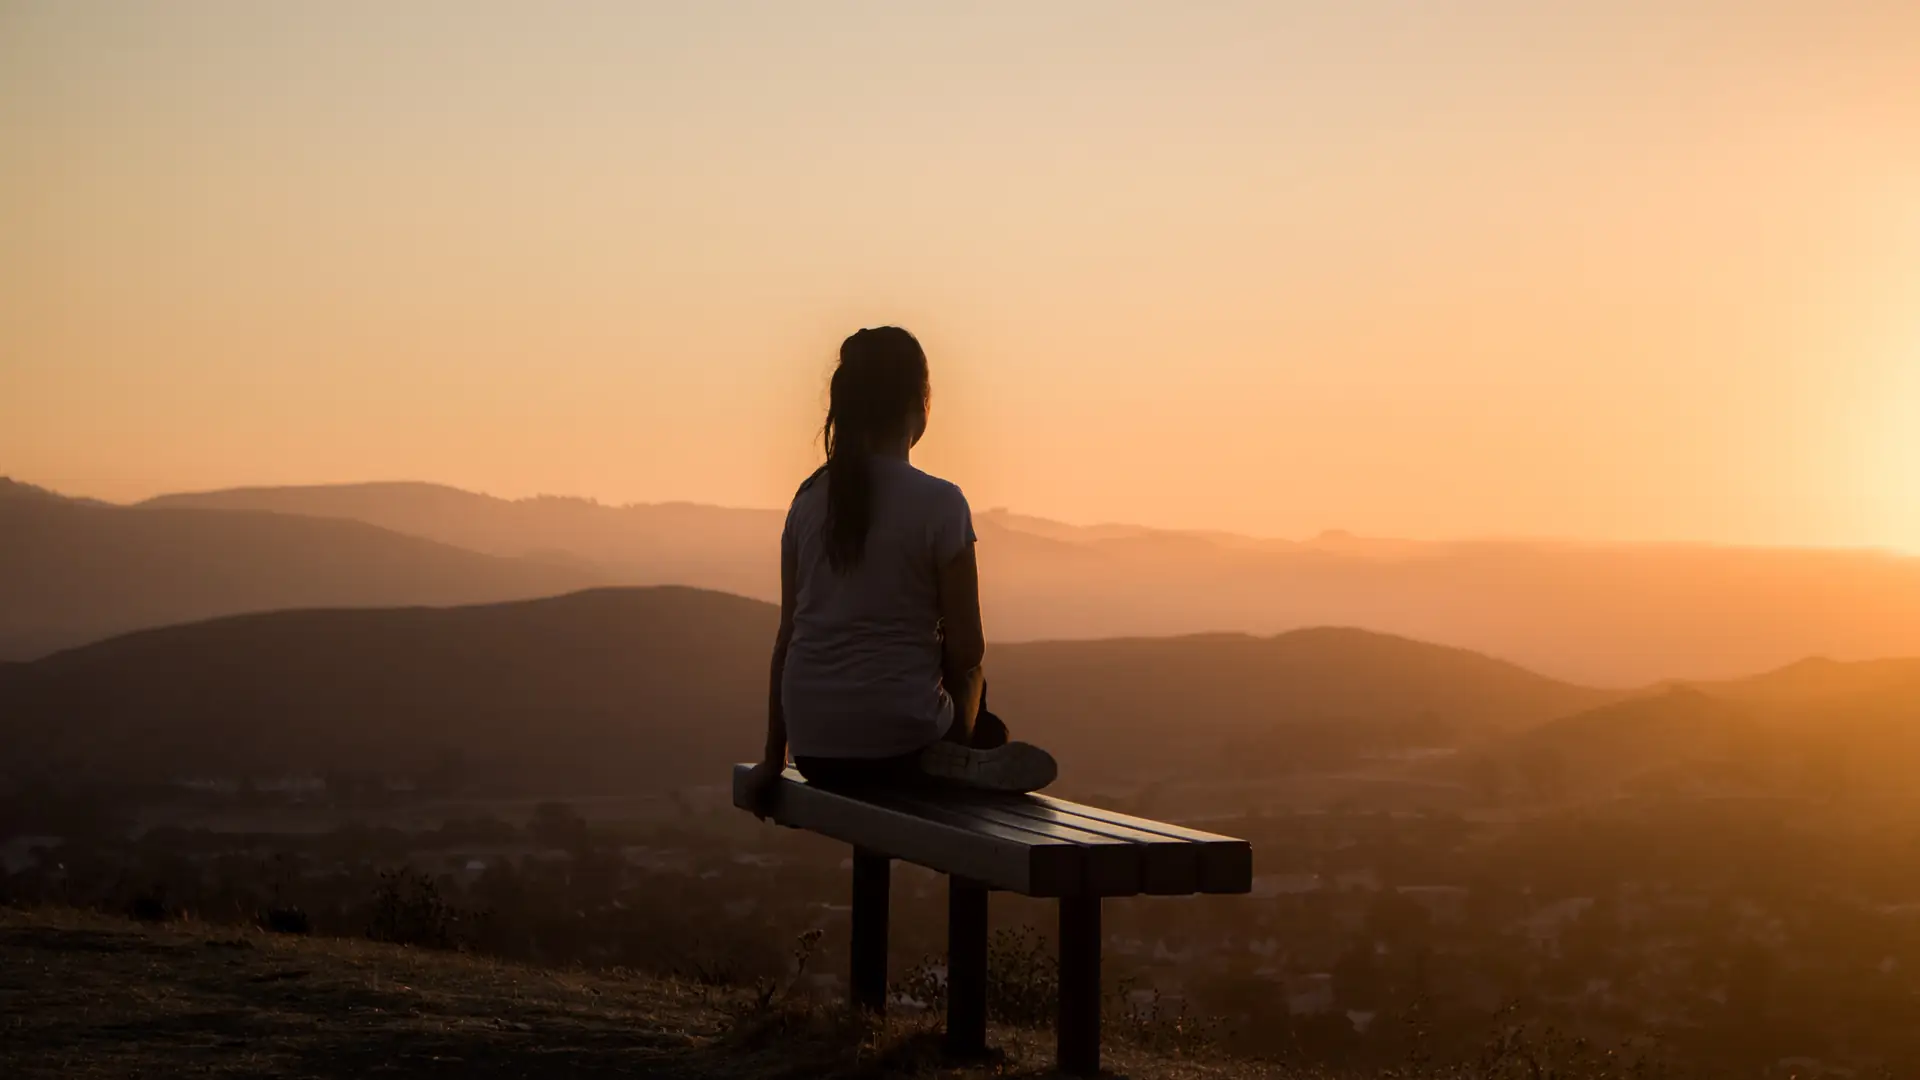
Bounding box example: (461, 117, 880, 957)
(898, 925, 1059, 1028)
(1112, 974, 1224, 1056)
(366, 868, 470, 949)
(985, 924, 1060, 1027)
(127, 889, 170, 923)
(262, 906, 310, 935)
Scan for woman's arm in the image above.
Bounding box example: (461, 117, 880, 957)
(936, 542, 986, 736)
(764, 634, 793, 766)
(746, 529, 798, 815)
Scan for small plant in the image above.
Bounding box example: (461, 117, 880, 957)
(261, 906, 310, 935)
(365, 867, 466, 949)
(984, 925, 1060, 1027)
(1472, 1011, 1671, 1080)
(1109, 975, 1223, 1056)
(678, 948, 745, 989)
(697, 926, 826, 1015)
(894, 954, 947, 1013)
(788, 926, 823, 987)
(897, 925, 1062, 1028)
(127, 887, 170, 923)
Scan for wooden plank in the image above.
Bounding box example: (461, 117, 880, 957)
(871, 791, 1144, 898)
(857, 790, 1120, 897)
(1030, 794, 1245, 843)
(1031, 795, 1254, 894)
(732, 765, 1082, 895)
(732, 764, 1253, 896)
(942, 795, 1202, 896)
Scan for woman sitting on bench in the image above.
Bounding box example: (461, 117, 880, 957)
(745, 326, 1057, 812)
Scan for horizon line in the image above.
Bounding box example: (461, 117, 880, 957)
(12, 472, 1919, 559)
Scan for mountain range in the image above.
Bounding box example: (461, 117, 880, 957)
(138, 480, 1920, 685)
(0, 587, 1615, 794)
(0, 479, 599, 659)
(5, 585, 1913, 806)
(7, 477, 1920, 685)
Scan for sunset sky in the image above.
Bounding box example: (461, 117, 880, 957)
(4, 2, 1917, 549)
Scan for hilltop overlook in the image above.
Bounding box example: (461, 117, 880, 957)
(0, 908, 1638, 1080)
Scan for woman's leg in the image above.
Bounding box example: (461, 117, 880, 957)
(918, 680, 1055, 792)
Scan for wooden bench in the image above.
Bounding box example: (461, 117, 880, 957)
(731, 764, 1253, 1076)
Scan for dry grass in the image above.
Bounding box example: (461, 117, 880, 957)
(0, 906, 716, 1078)
(0, 908, 1289, 1079)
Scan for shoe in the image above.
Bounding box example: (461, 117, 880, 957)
(919, 740, 1058, 793)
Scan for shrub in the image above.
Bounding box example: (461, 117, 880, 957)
(985, 924, 1061, 1027)
(1110, 975, 1223, 1056)
(261, 906, 310, 935)
(896, 924, 1060, 1028)
(127, 888, 170, 923)
(365, 868, 471, 949)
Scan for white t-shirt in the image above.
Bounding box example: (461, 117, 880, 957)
(780, 456, 977, 759)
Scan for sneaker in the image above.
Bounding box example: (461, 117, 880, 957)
(919, 740, 1059, 793)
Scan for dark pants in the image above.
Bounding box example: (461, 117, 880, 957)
(795, 682, 1008, 789)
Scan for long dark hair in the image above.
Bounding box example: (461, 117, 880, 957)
(822, 326, 930, 572)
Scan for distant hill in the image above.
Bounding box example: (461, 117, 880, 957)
(0, 588, 1613, 794)
(0, 476, 111, 506)
(135, 481, 1920, 685)
(988, 628, 1618, 781)
(1690, 655, 1920, 712)
(1446, 658, 1920, 804)
(0, 487, 603, 659)
(142, 482, 778, 600)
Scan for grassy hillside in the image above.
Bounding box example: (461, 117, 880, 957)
(0, 907, 730, 1079)
(0, 908, 1234, 1080)
(1, 907, 1649, 1080)
(0, 486, 603, 661)
(0, 588, 1613, 794)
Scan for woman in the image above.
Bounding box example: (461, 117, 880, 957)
(744, 327, 1056, 812)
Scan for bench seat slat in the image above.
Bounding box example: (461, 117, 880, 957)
(1029, 795, 1242, 843)
(1029, 796, 1254, 894)
(733, 766, 1082, 895)
(974, 801, 1203, 895)
(890, 791, 1203, 896)
(732, 764, 1252, 897)
(871, 792, 1146, 897)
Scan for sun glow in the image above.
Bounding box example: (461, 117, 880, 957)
(1864, 338, 1920, 553)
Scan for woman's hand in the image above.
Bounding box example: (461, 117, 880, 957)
(744, 758, 786, 820)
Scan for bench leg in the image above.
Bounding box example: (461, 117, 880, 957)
(946, 878, 988, 1058)
(1058, 895, 1101, 1076)
(850, 848, 890, 1014)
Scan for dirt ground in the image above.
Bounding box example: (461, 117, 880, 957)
(0, 908, 1261, 1080)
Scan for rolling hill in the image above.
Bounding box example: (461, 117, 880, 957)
(0, 587, 1616, 794)
(142, 481, 778, 600)
(137, 481, 1920, 685)
(1444, 658, 1920, 805)
(0, 480, 603, 660)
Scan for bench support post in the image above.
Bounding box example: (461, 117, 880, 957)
(946, 878, 989, 1058)
(851, 848, 890, 1013)
(1058, 894, 1101, 1076)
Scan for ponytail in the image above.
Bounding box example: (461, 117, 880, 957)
(821, 327, 930, 572)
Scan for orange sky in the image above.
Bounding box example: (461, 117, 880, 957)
(3, 2, 1917, 549)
